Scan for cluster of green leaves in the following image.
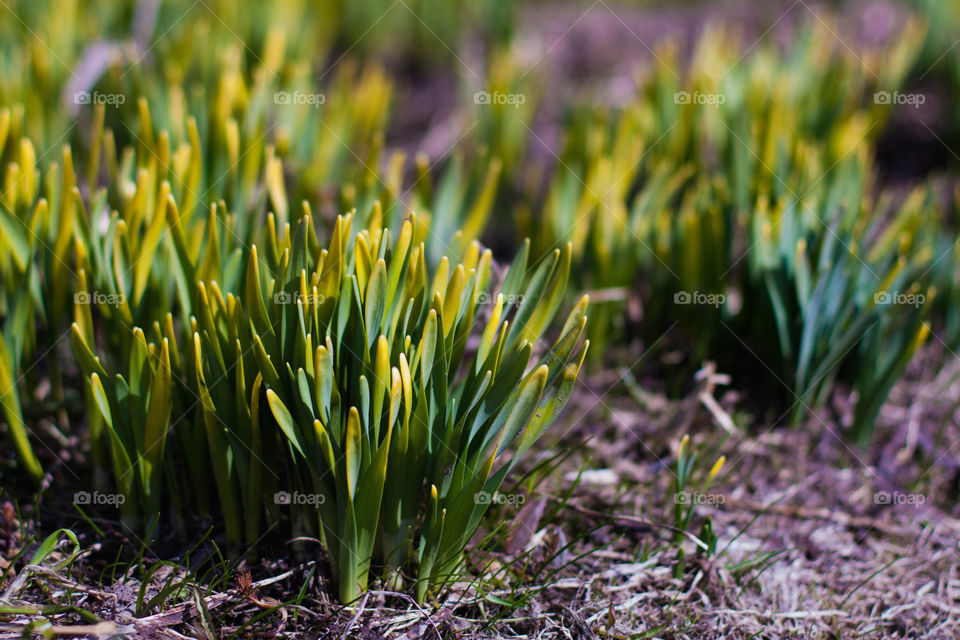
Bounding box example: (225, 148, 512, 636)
(0, 15, 583, 589)
(744, 162, 936, 442)
(69, 195, 588, 602)
(624, 24, 940, 436)
(260, 216, 588, 602)
(523, 21, 924, 341)
(0, 0, 514, 485)
(0, 1, 327, 152)
(0, 29, 501, 482)
(0, 0, 517, 152)
(0, 0, 503, 242)
(0, 77, 561, 602)
(499, 21, 944, 438)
